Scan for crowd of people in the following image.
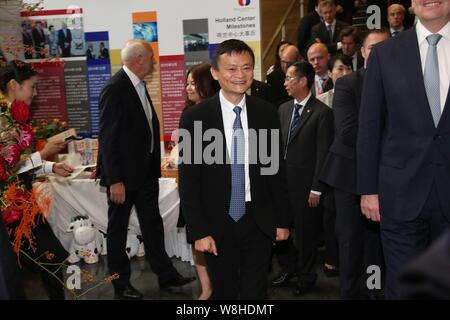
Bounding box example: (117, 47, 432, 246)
(1, 0, 449, 300)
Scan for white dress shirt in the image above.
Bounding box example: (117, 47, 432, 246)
(220, 90, 251, 202)
(123, 65, 154, 152)
(416, 20, 450, 112)
(16, 151, 54, 175)
(325, 20, 342, 50)
(288, 92, 321, 196)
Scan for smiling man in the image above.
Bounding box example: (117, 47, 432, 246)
(358, 0, 450, 299)
(178, 39, 290, 300)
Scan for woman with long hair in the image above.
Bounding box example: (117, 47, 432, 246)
(0, 60, 73, 300)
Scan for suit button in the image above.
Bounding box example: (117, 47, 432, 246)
(434, 135, 442, 140)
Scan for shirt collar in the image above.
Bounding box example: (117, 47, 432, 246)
(219, 90, 247, 114)
(390, 26, 404, 33)
(294, 91, 312, 107)
(416, 19, 450, 45)
(123, 65, 141, 88)
(325, 20, 336, 28)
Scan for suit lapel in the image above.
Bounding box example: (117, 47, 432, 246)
(437, 86, 450, 130)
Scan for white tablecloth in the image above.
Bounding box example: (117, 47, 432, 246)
(43, 178, 193, 264)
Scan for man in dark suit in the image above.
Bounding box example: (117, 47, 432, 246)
(358, 1, 450, 299)
(21, 23, 33, 59)
(297, 0, 322, 58)
(339, 26, 364, 71)
(388, 3, 407, 37)
(311, 0, 349, 54)
(57, 23, 72, 57)
(97, 39, 193, 300)
(273, 61, 334, 295)
(178, 39, 290, 300)
(266, 45, 301, 107)
(320, 28, 390, 299)
(31, 21, 46, 59)
(98, 42, 109, 59)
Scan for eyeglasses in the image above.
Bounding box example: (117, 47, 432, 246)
(285, 75, 298, 82)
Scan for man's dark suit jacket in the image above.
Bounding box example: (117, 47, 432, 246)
(178, 93, 290, 243)
(321, 68, 364, 194)
(357, 28, 450, 222)
(250, 79, 275, 105)
(57, 29, 72, 48)
(278, 96, 334, 217)
(311, 20, 349, 54)
(97, 68, 161, 189)
(297, 10, 321, 58)
(266, 68, 290, 107)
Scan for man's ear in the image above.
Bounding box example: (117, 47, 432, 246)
(210, 67, 219, 81)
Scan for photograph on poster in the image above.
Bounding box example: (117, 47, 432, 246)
(132, 22, 158, 42)
(21, 16, 85, 59)
(86, 40, 110, 61)
(183, 33, 208, 52)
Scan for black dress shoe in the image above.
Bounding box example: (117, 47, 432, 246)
(114, 284, 143, 300)
(159, 274, 195, 290)
(271, 272, 294, 287)
(293, 282, 314, 296)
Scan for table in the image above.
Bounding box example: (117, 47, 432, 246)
(42, 177, 193, 264)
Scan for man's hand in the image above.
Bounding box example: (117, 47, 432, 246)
(52, 162, 73, 177)
(308, 192, 320, 208)
(276, 228, 290, 241)
(194, 236, 218, 256)
(40, 139, 67, 159)
(360, 194, 381, 222)
(110, 182, 125, 205)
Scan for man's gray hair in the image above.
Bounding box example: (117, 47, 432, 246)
(121, 40, 148, 62)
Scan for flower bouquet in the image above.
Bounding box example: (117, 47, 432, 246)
(0, 98, 51, 255)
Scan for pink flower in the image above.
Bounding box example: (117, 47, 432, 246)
(10, 100, 30, 124)
(3, 144, 21, 166)
(18, 124, 33, 150)
(2, 207, 22, 225)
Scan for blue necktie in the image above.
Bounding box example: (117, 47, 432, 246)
(289, 103, 302, 140)
(229, 106, 246, 222)
(424, 34, 442, 127)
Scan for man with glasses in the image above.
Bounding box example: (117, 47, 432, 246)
(272, 61, 334, 295)
(266, 45, 301, 107)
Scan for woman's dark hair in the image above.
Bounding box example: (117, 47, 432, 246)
(273, 40, 294, 71)
(185, 63, 220, 107)
(0, 60, 38, 93)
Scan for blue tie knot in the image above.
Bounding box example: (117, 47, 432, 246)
(233, 106, 242, 116)
(427, 34, 442, 46)
(294, 103, 302, 112)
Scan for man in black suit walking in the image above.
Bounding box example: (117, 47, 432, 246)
(320, 28, 390, 299)
(178, 39, 290, 300)
(272, 61, 334, 295)
(97, 39, 193, 300)
(358, 0, 450, 299)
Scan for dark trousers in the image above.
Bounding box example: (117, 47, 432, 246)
(107, 177, 177, 290)
(334, 188, 384, 300)
(204, 206, 272, 300)
(276, 203, 322, 286)
(0, 219, 25, 300)
(381, 183, 450, 299)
